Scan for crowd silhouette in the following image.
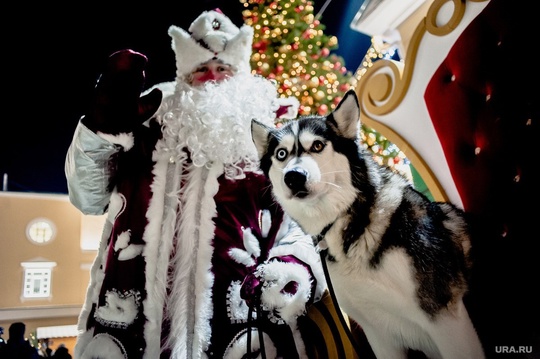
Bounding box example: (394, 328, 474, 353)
(0, 322, 72, 359)
(0, 322, 39, 359)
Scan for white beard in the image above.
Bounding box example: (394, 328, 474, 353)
(156, 73, 279, 179)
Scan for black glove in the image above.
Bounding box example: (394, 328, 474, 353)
(240, 270, 263, 309)
(83, 49, 162, 135)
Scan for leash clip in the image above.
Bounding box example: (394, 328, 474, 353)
(316, 239, 328, 253)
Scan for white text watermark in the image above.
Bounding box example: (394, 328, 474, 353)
(494, 346, 533, 354)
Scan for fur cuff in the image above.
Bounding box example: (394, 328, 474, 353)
(97, 131, 135, 151)
(256, 259, 313, 324)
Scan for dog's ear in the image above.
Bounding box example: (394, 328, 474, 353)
(251, 119, 272, 160)
(329, 90, 360, 140)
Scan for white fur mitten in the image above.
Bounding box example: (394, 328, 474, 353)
(242, 257, 315, 325)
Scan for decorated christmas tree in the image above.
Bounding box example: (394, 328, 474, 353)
(240, 0, 405, 169)
(241, 0, 351, 118)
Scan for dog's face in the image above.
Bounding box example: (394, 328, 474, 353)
(259, 119, 337, 201)
(251, 90, 361, 233)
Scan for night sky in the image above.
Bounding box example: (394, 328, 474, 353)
(0, 0, 369, 194)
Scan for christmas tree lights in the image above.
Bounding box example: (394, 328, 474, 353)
(241, 0, 406, 171)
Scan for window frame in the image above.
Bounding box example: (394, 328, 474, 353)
(26, 218, 57, 245)
(21, 261, 57, 299)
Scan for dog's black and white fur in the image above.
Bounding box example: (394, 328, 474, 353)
(251, 90, 485, 359)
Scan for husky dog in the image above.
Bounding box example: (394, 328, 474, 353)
(251, 90, 485, 359)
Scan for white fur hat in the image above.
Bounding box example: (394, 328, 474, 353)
(168, 9, 254, 81)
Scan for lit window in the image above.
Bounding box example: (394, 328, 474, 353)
(21, 261, 56, 298)
(26, 218, 56, 244)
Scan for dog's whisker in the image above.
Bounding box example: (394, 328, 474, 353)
(321, 181, 341, 189)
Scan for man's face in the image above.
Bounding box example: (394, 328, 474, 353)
(191, 60, 234, 86)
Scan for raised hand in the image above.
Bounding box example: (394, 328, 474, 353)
(83, 49, 162, 135)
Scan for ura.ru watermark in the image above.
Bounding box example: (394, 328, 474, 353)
(494, 345, 533, 354)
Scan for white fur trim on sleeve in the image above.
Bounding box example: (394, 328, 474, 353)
(258, 260, 312, 324)
(269, 216, 327, 302)
(97, 131, 135, 151)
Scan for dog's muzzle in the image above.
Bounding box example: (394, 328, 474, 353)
(284, 167, 309, 198)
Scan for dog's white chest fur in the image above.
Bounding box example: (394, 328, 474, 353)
(323, 232, 441, 357)
(322, 224, 482, 359)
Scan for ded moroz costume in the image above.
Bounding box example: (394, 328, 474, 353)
(65, 9, 326, 359)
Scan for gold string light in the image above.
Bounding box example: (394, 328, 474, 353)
(241, 0, 355, 118)
(241, 0, 404, 168)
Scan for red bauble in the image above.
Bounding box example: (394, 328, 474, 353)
(317, 104, 328, 115)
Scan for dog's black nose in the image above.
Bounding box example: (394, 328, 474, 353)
(284, 168, 308, 198)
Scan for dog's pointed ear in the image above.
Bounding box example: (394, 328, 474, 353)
(329, 90, 360, 140)
(251, 119, 272, 160)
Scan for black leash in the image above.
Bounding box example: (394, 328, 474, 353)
(317, 243, 364, 358)
(246, 299, 267, 359)
(256, 303, 266, 358)
(247, 306, 253, 357)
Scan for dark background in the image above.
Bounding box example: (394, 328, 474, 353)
(0, 0, 369, 194)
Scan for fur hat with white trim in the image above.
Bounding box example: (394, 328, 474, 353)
(168, 9, 254, 82)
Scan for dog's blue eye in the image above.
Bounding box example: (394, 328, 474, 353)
(275, 148, 288, 161)
(311, 140, 325, 153)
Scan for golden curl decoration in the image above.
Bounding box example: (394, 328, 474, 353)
(353, 0, 489, 202)
(355, 0, 487, 117)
